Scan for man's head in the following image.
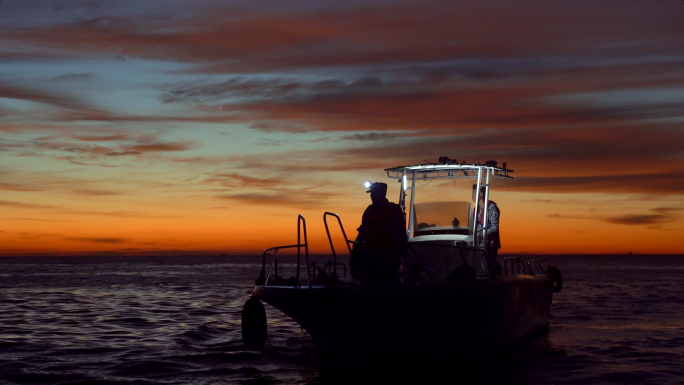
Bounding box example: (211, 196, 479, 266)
(368, 182, 388, 205)
(472, 184, 486, 203)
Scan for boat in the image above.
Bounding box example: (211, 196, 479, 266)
(241, 159, 563, 355)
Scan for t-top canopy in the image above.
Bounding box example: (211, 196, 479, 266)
(384, 159, 514, 180)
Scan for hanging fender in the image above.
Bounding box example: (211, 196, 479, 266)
(241, 296, 267, 350)
(547, 266, 563, 293)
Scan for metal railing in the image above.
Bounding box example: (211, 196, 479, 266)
(259, 214, 310, 287)
(503, 257, 549, 276)
(323, 212, 354, 279)
(256, 213, 501, 287)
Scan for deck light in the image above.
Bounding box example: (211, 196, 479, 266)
(364, 180, 371, 189)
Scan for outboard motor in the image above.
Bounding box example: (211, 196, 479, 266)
(241, 297, 267, 350)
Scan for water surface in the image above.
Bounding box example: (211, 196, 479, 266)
(0, 255, 682, 384)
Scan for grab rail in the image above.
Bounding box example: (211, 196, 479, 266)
(323, 212, 354, 278)
(259, 214, 310, 287)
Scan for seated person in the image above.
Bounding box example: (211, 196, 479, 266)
(416, 222, 436, 230)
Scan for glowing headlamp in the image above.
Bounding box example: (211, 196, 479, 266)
(364, 180, 371, 189)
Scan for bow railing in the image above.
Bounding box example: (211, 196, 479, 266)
(323, 212, 354, 279)
(257, 214, 310, 287)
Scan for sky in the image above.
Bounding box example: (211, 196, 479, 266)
(1, 0, 683, 256)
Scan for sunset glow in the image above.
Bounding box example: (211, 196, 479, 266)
(1, 0, 683, 255)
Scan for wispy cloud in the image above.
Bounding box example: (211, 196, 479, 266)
(0, 82, 88, 110)
(64, 237, 128, 244)
(73, 133, 128, 142)
(205, 173, 282, 189)
(0, 199, 174, 219)
(1, 138, 195, 164)
(522, 199, 553, 204)
(0, 200, 55, 209)
(71, 189, 122, 196)
(50, 72, 96, 82)
(548, 207, 683, 228)
(0, 182, 46, 192)
(7, 217, 72, 222)
(218, 191, 335, 208)
(125, 142, 194, 152)
(340, 132, 399, 141)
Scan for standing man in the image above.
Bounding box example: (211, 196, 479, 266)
(472, 184, 501, 274)
(352, 182, 407, 284)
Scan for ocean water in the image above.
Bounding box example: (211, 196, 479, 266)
(0, 255, 682, 384)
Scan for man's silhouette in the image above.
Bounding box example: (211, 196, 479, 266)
(351, 182, 407, 284)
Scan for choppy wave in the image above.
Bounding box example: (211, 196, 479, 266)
(0, 255, 682, 384)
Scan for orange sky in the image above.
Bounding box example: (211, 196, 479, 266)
(1, 0, 683, 255)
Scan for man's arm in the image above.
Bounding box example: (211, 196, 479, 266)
(487, 202, 499, 235)
(356, 205, 373, 242)
(392, 205, 408, 251)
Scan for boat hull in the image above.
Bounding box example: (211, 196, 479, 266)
(253, 275, 553, 354)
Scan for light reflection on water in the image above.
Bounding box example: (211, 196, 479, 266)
(0, 255, 682, 384)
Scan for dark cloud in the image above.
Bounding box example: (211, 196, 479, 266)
(0, 200, 55, 209)
(1, 138, 194, 164)
(161, 77, 303, 104)
(603, 207, 684, 226)
(73, 134, 128, 141)
(547, 213, 588, 220)
(548, 207, 683, 227)
(105, 150, 140, 156)
(0, 83, 88, 110)
(0, 199, 171, 219)
(55, 156, 122, 167)
(125, 142, 193, 152)
(651, 207, 684, 215)
(205, 173, 282, 189)
(72, 189, 122, 196)
(218, 191, 334, 208)
(19, 232, 55, 240)
(209, 170, 336, 207)
(50, 72, 95, 82)
(0, 182, 46, 192)
(64, 237, 127, 244)
(3, 1, 682, 73)
(218, 119, 684, 193)
(340, 132, 399, 141)
(501, 172, 684, 195)
(7, 217, 71, 222)
(160, 76, 391, 105)
(604, 214, 669, 226)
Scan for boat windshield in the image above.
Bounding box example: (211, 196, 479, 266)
(404, 172, 477, 237)
(412, 201, 471, 236)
